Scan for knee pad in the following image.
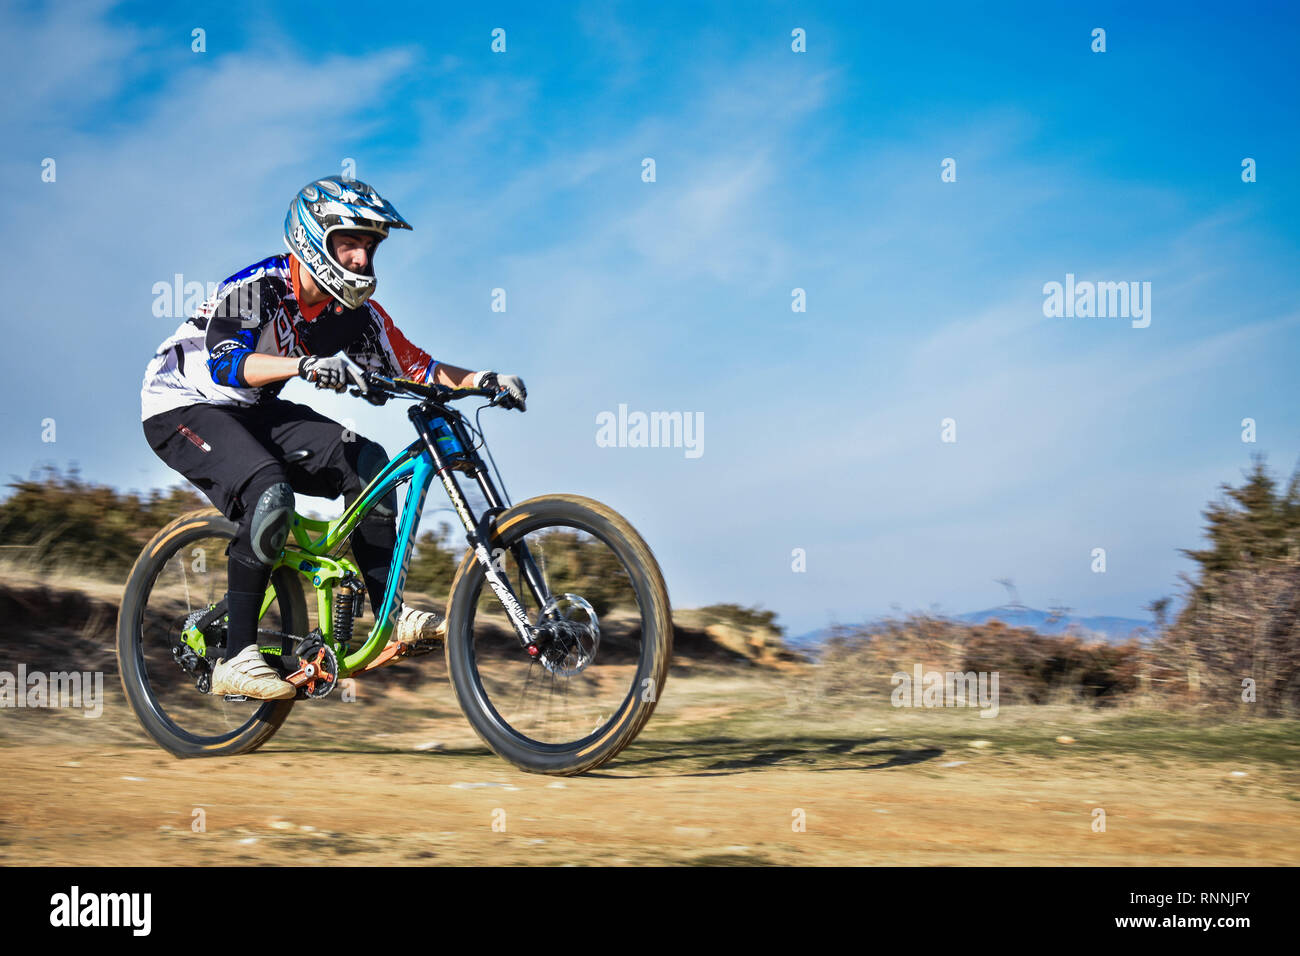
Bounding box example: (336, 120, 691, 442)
(355, 440, 397, 518)
(243, 481, 294, 566)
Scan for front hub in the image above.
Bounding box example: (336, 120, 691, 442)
(534, 594, 600, 676)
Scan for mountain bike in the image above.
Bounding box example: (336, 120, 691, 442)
(116, 370, 673, 775)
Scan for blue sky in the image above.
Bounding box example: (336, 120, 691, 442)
(2, 0, 1298, 634)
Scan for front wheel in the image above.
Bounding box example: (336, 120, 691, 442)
(445, 494, 672, 775)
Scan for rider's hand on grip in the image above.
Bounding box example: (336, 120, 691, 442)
(299, 354, 369, 396)
(474, 370, 527, 412)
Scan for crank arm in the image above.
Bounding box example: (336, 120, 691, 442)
(283, 651, 338, 697)
(283, 662, 332, 688)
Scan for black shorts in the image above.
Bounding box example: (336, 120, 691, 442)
(143, 399, 367, 522)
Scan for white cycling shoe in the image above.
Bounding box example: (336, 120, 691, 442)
(210, 644, 297, 700)
(393, 604, 448, 646)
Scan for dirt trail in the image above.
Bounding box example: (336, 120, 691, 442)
(3, 710, 1296, 866)
(0, 570, 1295, 866)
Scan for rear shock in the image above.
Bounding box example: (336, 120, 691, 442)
(333, 573, 366, 651)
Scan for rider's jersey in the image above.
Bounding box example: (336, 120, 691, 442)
(140, 253, 438, 421)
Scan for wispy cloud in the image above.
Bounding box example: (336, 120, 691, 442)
(3, 4, 1296, 636)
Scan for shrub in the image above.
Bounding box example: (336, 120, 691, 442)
(0, 465, 207, 580)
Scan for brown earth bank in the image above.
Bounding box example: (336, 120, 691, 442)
(1, 577, 1298, 866)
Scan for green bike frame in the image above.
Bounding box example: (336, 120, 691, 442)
(256, 397, 547, 679)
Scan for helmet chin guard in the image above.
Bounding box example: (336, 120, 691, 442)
(284, 176, 411, 308)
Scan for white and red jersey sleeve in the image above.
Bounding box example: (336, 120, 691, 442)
(368, 300, 438, 384)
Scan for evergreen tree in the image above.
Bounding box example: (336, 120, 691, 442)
(1179, 456, 1300, 612)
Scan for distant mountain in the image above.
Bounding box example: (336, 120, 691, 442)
(790, 607, 1153, 650)
(954, 607, 1151, 643)
(786, 626, 842, 649)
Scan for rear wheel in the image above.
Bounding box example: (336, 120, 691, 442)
(116, 509, 308, 757)
(445, 494, 672, 775)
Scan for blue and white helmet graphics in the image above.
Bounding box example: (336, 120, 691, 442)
(284, 175, 412, 309)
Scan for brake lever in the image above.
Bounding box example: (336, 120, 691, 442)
(338, 357, 400, 401)
(492, 387, 526, 412)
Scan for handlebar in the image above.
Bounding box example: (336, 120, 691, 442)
(338, 356, 507, 407)
(353, 372, 500, 404)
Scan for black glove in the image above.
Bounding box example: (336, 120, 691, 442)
(298, 354, 368, 395)
(474, 371, 527, 411)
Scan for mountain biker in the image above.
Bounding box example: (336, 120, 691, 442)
(140, 175, 526, 701)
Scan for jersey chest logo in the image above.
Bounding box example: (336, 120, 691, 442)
(270, 311, 302, 356)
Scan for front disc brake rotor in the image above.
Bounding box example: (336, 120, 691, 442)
(535, 593, 600, 676)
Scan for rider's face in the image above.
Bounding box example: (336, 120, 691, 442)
(330, 231, 380, 275)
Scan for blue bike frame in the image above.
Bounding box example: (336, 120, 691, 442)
(271, 398, 547, 678)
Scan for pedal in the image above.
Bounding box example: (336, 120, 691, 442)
(222, 695, 249, 702)
(404, 636, 442, 656)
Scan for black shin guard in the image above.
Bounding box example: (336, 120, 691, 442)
(226, 468, 294, 657)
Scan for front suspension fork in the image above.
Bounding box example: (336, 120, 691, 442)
(415, 405, 552, 650)
(465, 512, 550, 647)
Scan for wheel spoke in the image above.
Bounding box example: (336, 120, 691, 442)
(464, 522, 645, 748)
(179, 557, 192, 616)
(129, 527, 300, 745)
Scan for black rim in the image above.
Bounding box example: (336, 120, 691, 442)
(463, 517, 652, 753)
(132, 525, 283, 746)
